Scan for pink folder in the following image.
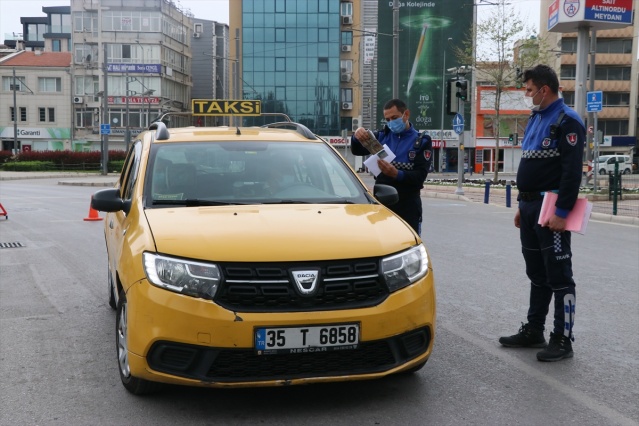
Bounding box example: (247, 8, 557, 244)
(538, 192, 593, 235)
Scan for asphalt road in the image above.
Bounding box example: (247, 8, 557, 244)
(0, 177, 637, 426)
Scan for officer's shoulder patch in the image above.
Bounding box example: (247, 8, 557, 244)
(566, 133, 577, 146)
(424, 150, 432, 160)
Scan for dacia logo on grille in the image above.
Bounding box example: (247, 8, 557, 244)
(291, 270, 319, 295)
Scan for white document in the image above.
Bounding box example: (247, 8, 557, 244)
(364, 144, 396, 177)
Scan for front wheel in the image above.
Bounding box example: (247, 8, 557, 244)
(599, 169, 607, 175)
(116, 292, 157, 395)
(623, 168, 631, 175)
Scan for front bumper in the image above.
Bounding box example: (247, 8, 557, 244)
(125, 271, 436, 387)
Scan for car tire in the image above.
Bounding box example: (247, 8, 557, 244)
(623, 168, 631, 175)
(598, 169, 607, 175)
(116, 292, 158, 395)
(108, 269, 116, 310)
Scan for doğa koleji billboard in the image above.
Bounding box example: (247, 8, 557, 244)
(376, 0, 473, 131)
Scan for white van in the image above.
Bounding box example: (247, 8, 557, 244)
(595, 155, 632, 175)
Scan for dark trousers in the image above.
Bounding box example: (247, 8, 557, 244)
(519, 198, 576, 339)
(389, 191, 422, 235)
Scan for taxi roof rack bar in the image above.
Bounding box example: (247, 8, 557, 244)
(260, 122, 317, 140)
(149, 121, 170, 141)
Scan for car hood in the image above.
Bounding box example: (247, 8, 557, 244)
(145, 204, 418, 261)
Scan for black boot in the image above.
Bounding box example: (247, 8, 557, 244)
(536, 332, 573, 362)
(499, 323, 546, 348)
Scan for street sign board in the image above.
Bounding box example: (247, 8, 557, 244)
(587, 91, 602, 113)
(100, 124, 111, 135)
(452, 113, 464, 135)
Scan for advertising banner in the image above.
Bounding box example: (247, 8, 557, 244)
(376, 0, 473, 131)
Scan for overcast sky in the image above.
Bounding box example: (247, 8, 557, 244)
(1, 0, 541, 41)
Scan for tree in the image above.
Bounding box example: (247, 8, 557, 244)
(454, 0, 550, 183)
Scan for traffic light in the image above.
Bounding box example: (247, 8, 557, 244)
(509, 134, 514, 143)
(456, 79, 468, 101)
(446, 79, 458, 115)
(514, 133, 519, 145)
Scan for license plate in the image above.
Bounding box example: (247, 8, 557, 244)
(255, 323, 360, 355)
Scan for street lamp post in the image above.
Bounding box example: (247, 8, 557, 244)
(125, 73, 131, 151)
(439, 38, 452, 172)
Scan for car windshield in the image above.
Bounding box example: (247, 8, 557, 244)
(145, 141, 370, 206)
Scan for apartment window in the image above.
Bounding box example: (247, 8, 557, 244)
(2, 76, 25, 91)
(603, 92, 630, 106)
(75, 43, 98, 64)
(341, 88, 353, 102)
(38, 107, 55, 122)
(563, 91, 575, 107)
(75, 76, 99, 96)
(560, 38, 577, 53)
(595, 66, 631, 81)
(560, 65, 576, 80)
(194, 23, 203, 34)
(341, 2, 353, 16)
(596, 39, 632, 54)
(20, 107, 27, 122)
(73, 11, 98, 33)
(39, 77, 62, 92)
(75, 109, 95, 128)
(52, 40, 61, 52)
(600, 120, 628, 135)
(318, 58, 329, 72)
(341, 31, 353, 46)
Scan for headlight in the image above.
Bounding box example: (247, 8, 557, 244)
(381, 244, 429, 293)
(143, 252, 221, 300)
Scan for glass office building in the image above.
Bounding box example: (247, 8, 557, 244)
(237, 0, 342, 135)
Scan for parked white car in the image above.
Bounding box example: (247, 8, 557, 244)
(595, 155, 632, 175)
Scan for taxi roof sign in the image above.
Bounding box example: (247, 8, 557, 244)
(192, 99, 261, 116)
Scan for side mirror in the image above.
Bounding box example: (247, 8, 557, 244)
(373, 184, 399, 206)
(91, 188, 131, 214)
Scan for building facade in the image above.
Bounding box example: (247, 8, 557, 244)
(70, 0, 193, 151)
(0, 51, 73, 152)
(540, 0, 638, 158)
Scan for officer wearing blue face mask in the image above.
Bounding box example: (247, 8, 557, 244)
(351, 98, 432, 235)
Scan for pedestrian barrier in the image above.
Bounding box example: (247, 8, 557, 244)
(83, 196, 103, 221)
(0, 203, 7, 220)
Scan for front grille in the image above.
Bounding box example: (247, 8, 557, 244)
(146, 328, 431, 383)
(214, 259, 388, 312)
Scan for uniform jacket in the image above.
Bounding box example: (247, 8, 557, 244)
(351, 123, 432, 194)
(517, 98, 585, 217)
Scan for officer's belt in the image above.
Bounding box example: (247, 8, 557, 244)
(518, 191, 544, 202)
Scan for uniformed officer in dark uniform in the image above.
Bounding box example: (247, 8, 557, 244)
(499, 65, 585, 362)
(351, 98, 432, 235)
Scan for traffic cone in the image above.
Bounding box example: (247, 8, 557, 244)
(0, 203, 7, 220)
(84, 196, 103, 221)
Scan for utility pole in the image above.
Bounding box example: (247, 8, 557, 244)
(392, 0, 399, 98)
(125, 73, 130, 152)
(12, 67, 18, 153)
(101, 42, 109, 176)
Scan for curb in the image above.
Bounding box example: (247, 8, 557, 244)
(57, 180, 117, 187)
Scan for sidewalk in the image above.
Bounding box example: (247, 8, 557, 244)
(0, 171, 119, 186)
(1, 171, 636, 226)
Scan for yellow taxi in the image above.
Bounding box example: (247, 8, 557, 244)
(91, 120, 436, 394)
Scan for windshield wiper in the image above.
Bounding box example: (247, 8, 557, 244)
(152, 199, 256, 206)
(261, 199, 313, 204)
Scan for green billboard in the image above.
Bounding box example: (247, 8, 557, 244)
(376, 0, 473, 131)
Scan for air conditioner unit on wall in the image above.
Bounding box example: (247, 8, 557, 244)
(352, 116, 362, 132)
(342, 102, 353, 110)
(341, 73, 351, 82)
(342, 16, 353, 25)
(341, 45, 351, 52)
(193, 33, 201, 38)
(73, 96, 83, 104)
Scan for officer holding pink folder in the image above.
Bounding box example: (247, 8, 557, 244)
(499, 65, 585, 362)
